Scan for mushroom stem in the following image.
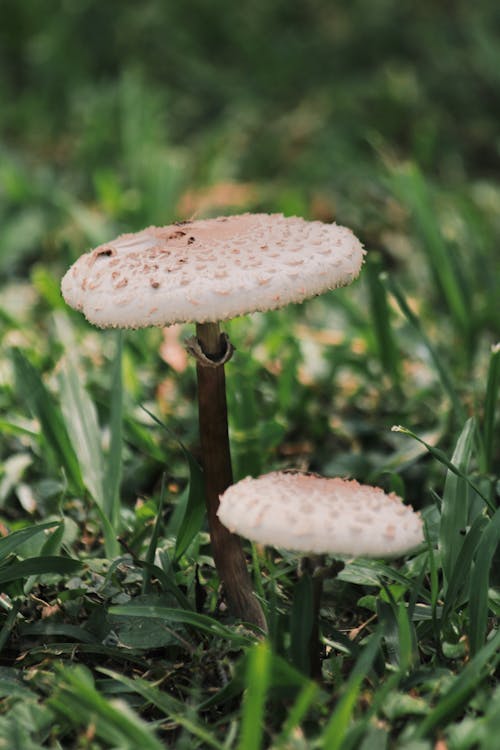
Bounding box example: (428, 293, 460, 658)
(301, 554, 325, 679)
(195, 321, 267, 631)
(302, 556, 345, 679)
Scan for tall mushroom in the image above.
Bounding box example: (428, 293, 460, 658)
(61, 213, 364, 629)
(218, 471, 424, 676)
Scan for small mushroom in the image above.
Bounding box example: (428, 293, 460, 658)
(61, 213, 365, 629)
(218, 471, 424, 675)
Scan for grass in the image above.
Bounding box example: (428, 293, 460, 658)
(1, 1, 499, 747)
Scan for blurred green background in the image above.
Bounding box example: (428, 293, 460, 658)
(2, 0, 500, 275)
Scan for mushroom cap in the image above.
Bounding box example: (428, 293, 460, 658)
(217, 472, 424, 558)
(61, 213, 364, 328)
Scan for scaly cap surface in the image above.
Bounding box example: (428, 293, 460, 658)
(217, 472, 424, 558)
(61, 213, 364, 328)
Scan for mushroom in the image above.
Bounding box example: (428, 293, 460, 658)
(218, 471, 424, 675)
(61, 213, 365, 629)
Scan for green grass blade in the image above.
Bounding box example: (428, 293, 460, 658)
(424, 522, 440, 646)
(142, 474, 166, 594)
(392, 423, 493, 512)
(383, 276, 465, 423)
(24, 520, 67, 592)
(238, 640, 271, 750)
(39, 519, 65, 556)
(482, 343, 500, 474)
(99, 668, 225, 750)
(390, 163, 470, 342)
(439, 418, 476, 586)
(274, 681, 319, 749)
(173, 448, 205, 561)
(49, 664, 163, 750)
(0, 521, 60, 562)
(397, 601, 416, 672)
(109, 604, 253, 647)
(365, 255, 401, 387)
(0, 555, 81, 584)
(57, 354, 105, 510)
(0, 600, 22, 654)
(141, 557, 193, 609)
(52, 325, 123, 556)
(413, 628, 500, 739)
(226, 352, 263, 480)
(94, 505, 121, 558)
(468, 507, 500, 655)
(57, 354, 119, 556)
(103, 330, 124, 530)
(11, 349, 83, 493)
(320, 630, 382, 749)
(18, 621, 97, 643)
(441, 514, 488, 625)
(377, 598, 400, 668)
(141, 407, 205, 562)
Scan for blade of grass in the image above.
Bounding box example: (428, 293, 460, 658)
(109, 604, 254, 647)
(237, 640, 272, 750)
(391, 423, 494, 512)
(274, 681, 319, 749)
(468, 507, 500, 655)
(377, 596, 400, 668)
(0, 521, 60, 562)
(413, 628, 500, 739)
(0, 556, 81, 584)
(319, 630, 383, 749)
(142, 474, 166, 594)
(439, 418, 477, 586)
(389, 163, 470, 343)
(441, 514, 488, 625)
(11, 349, 83, 493)
(58, 355, 105, 509)
(49, 664, 163, 750)
(141, 406, 205, 562)
(397, 600, 416, 672)
(99, 668, 225, 750)
(365, 255, 401, 387)
(423, 521, 440, 649)
(383, 275, 465, 424)
(0, 600, 22, 653)
(226, 352, 263, 480)
(57, 362, 120, 556)
(173, 449, 205, 562)
(24, 519, 67, 593)
(18, 622, 97, 643)
(55, 324, 121, 557)
(27, 642, 149, 668)
(482, 343, 500, 474)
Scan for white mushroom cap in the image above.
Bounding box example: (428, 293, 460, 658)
(217, 472, 424, 558)
(61, 213, 364, 328)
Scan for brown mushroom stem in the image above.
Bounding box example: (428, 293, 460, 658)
(302, 555, 345, 679)
(301, 554, 325, 679)
(195, 321, 267, 631)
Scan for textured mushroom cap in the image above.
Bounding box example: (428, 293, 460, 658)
(61, 213, 364, 328)
(217, 472, 424, 558)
